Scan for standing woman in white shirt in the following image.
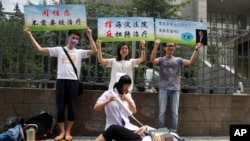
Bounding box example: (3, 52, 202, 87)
(96, 40, 146, 91)
(94, 74, 139, 131)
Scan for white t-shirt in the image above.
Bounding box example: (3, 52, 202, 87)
(96, 89, 138, 130)
(107, 58, 138, 91)
(49, 46, 89, 80)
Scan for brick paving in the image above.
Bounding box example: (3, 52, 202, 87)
(44, 136, 229, 141)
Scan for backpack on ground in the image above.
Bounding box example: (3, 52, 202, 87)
(23, 112, 56, 140)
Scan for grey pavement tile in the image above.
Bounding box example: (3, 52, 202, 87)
(43, 136, 229, 141)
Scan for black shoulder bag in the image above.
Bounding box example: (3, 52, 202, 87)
(62, 47, 84, 96)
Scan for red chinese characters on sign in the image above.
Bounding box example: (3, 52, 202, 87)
(41, 8, 71, 17)
(52, 9, 60, 16)
(42, 9, 49, 16)
(106, 30, 113, 38)
(64, 8, 70, 16)
(105, 20, 113, 38)
(105, 20, 113, 28)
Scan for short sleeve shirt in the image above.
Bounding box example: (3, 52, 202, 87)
(96, 89, 138, 130)
(158, 56, 184, 90)
(106, 58, 138, 91)
(48, 46, 89, 80)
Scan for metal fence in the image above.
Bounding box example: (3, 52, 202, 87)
(0, 4, 250, 94)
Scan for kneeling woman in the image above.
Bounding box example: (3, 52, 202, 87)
(95, 125, 162, 141)
(94, 74, 138, 130)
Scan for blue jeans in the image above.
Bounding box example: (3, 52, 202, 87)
(0, 124, 23, 141)
(158, 89, 180, 132)
(0, 131, 11, 141)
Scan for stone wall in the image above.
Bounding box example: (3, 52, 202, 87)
(1, 87, 250, 136)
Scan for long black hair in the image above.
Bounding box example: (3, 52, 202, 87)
(113, 75, 132, 94)
(116, 42, 130, 61)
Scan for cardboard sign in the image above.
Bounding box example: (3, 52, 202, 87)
(155, 18, 207, 45)
(98, 17, 155, 42)
(24, 4, 87, 31)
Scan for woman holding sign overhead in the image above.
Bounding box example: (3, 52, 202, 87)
(96, 39, 146, 92)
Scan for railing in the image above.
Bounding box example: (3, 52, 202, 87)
(0, 4, 249, 94)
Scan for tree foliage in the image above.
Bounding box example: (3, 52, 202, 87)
(85, 0, 127, 17)
(207, 44, 225, 64)
(128, 0, 191, 19)
(27, 0, 58, 5)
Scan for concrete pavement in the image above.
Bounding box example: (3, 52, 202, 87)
(44, 136, 229, 141)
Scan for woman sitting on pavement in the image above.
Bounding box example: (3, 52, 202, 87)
(94, 74, 185, 141)
(94, 73, 139, 131)
(95, 124, 185, 141)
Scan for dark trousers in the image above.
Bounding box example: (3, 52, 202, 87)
(102, 125, 142, 141)
(56, 79, 78, 122)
